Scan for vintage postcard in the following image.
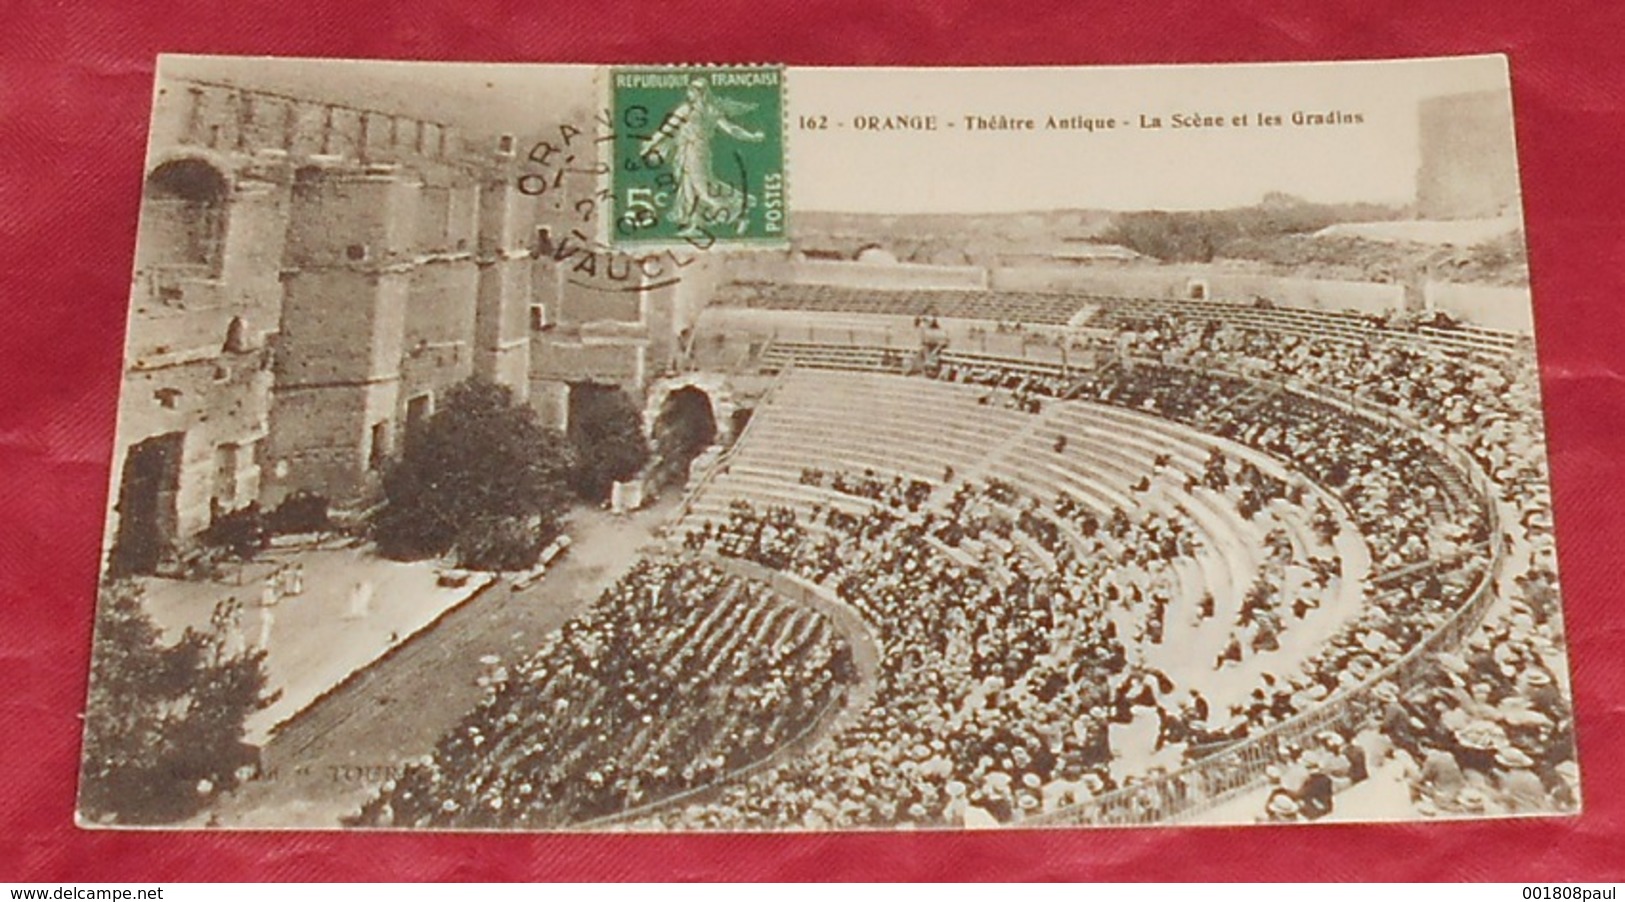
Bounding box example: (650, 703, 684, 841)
(78, 55, 1577, 831)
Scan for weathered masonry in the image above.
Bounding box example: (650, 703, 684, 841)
(112, 78, 538, 567)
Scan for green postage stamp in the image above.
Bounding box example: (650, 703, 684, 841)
(608, 66, 787, 248)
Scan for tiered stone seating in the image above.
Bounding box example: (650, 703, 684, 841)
(356, 558, 851, 829)
(720, 281, 1094, 326)
(720, 281, 1520, 360)
(1094, 297, 1383, 345)
(683, 371, 1365, 701)
(1004, 406, 1358, 651)
(687, 371, 1029, 525)
(998, 408, 1250, 600)
(1095, 296, 1520, 358)
(760, 341, 897, 372)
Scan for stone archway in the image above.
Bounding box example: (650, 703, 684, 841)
(141, 156, 232, 272)
(643, 374, 736, 490)
(642, 373, 736, 444)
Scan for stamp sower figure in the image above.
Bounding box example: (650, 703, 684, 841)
(640, 77, 764, 235)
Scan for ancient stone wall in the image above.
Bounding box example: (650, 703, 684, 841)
(148, 79, 457, 166)
(110, 74, 685, 556)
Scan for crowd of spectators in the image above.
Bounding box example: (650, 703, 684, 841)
(669, 311, 1569, 826)
(799, 467, 933, 512)
(664, 486, 1145, 828)
(974, 313, 1567, 816)
(350, 556, 854, 828)
(656, 438, 1353, 827)
(1383, 562, 1575, 816)
(355, 305, 1573, 828)
(1087, 313, 1572, 815)
(932, 360, 1071, 414)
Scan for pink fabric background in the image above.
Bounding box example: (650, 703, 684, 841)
(2, 0, 1622, 881)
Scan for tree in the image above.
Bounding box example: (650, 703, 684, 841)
(566, 382, 651, 503)
(78, 581, 275, 825)
(198, 502, 268, 560)
(265, 491, 332, 535)
(372, 378, 574, 569)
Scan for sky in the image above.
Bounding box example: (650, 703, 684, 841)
(158, 54, 1513, 215)
(786, 56, 1513, 213)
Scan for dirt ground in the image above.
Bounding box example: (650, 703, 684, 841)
(208, 497, 678, 828)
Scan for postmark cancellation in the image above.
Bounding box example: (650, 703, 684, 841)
(608, 66, 787, 249)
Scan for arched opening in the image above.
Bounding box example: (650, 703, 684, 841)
(142, 159, 229, 271)
(651, 386, 717, 490)
(108, 432, 185, 577)
(1187, 278, 1209, 301)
